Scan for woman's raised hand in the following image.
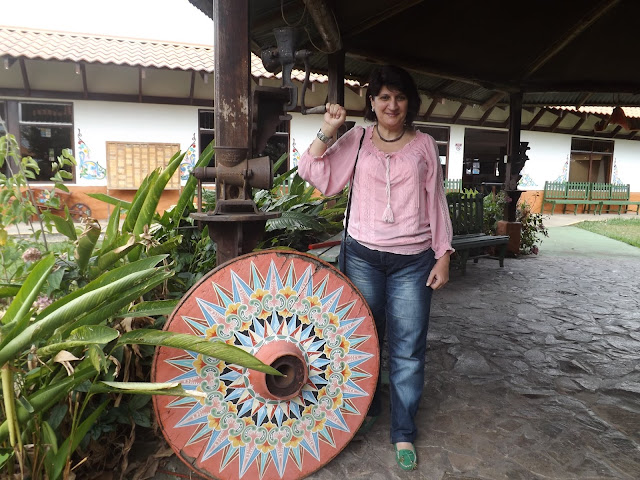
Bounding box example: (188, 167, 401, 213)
(323, 103, 347, 132)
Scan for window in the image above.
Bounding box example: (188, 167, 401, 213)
(198, 109, 214, 155)
(18, 102, 74, 182)
(0, 101, 6, 135)
(414, 124, 449, 178)
(569, 137, 613, 183)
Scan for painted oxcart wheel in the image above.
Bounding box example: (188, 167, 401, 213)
(152, 250, 379, 480)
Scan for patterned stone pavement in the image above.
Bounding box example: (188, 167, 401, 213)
(155, 220, 640, 480)
(301, 224, 640, 480)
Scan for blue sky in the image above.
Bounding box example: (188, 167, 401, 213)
(1, 0, 213, 45)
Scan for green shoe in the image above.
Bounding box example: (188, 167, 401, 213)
(394, 444, 417, 471)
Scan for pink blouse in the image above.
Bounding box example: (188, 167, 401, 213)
(299, 125, 454, 259)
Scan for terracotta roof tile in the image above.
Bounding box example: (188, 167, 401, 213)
(0, 26, 361, 87)
(552, 105, 640, 119)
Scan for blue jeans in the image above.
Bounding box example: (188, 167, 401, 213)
(340, 235, 436, 444)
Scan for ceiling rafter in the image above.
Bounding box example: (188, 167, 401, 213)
(527, 107, 548, 129)
(79, 63, 88, 99)
(343, 0, 423, 39)
(521, 0, 621, 79)
(478, 106, 495, 126)
(422, 98, 438, 121)
(451, 104, 467, 124)
(19, 58, 30, 96)
(570, 113, 587, 133)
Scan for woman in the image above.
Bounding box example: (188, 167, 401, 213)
(298, 65, 453, 471)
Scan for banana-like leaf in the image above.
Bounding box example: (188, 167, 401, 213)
(133, 151, 185, 237)
(99, 203, 122, 253)
(75, 221, 101, 273)
(118, 330, 282, 376)
(0, 448, 14, 471)
(35, 255, 168, 322)
(37, 325, 119, 357)
(86, 193, 132, 210)
(147, 235, 182, 256)
(50, 400, 109, 480)
(172, 141, 215, 224)
(118, 299, 178, 318)
(266, 211, 324, 231)
(122, 170, 156, 233)
(43, 210, 77, 241)
(56, 271, 172, 337)
(0, 268, 160, 366)
(95, 235, 137, 272)
(0, 362, 97, 443)
(0, 284, 20, 298)
(89, 381, 207, 398)
(0, 254, 54, 328)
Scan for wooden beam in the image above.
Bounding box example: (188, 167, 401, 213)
(303, 0, 342, 53)
(481, 91, 506, 111)
(549, 111, 565, 132)
(422, 98, 438, 121)
(189, 71, 196, 105)
(626, 131, 638, 140)
(328, 50, 345, 105)
(80, 63, 88, 99)
(344, 0, 423, 38)
(3, 56, 17, 70)
(611, 125, 623, 137)
(523, 0, 621, 78)
(575, 92, 592, 109)
(19, 58, 31, 96)
(527, 107, 547, 129)
(451, 104, 467, 124)
(478, 106, 495, 126)
(138, 67, 143, 102)
(570, 113, 587, 133)
(0, 87, 215, 107)
(347, 49, 518, 93)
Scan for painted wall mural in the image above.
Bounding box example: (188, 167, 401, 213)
(180, 134, 197, 181)
(553, 157, 569, 183)
(611, 158, 624, 184)
(77, 129, 106, 180)
(291, 139, 300, 168)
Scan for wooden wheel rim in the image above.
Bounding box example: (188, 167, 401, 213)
(152, 250, 379, 480)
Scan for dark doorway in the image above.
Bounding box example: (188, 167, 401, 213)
(462, 128, 508, 193)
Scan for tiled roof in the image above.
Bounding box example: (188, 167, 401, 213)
(0, 26, 361, 86)
(552, 105, 640, 119)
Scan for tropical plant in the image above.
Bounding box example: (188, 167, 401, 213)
(0, 141, 281, 479)
(482, 190, 509, 235)
(255, 154, 348, 251)
(517, 199, 549, 254)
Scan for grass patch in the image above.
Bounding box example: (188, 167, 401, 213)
(574, 218, 640, 248)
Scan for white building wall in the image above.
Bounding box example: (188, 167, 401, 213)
(72, 100, 200, 186)
(611, 139, 640, 191)
(448, 125, 466, 180)
(520, 130, 572, 190)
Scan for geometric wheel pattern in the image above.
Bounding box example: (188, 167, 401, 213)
(152, 250, 379, 480)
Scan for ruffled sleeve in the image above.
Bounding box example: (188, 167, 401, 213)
(298, 126, 365, 196)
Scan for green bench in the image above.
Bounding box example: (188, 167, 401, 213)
(448, 193, 509, 274)
(598, 183, 640, 214)
(542, 181, 639, 215)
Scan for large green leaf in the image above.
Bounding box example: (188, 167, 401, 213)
(172, 141, 215, 224)
(37, 326, 120, 357)
(0, 254, 54, 328)
(0, 267, 161, 366)
(122, 170, 156, 233)
(95, 235, 137, 272)
(118, 299, 178, 318)
(50, 400, 109, 480)
(89, 381, 207, 398)
(133, 151, 185, 237)
(35, 256, 169, 322)
(43, 210, 77, 240)
(0, 284, 21, 298)
(86, 193, 132, 210)
(99, 203, 122, 253)
(266, 211, 324, 231)
(0, 362, 97, 442)
(118, 330, 282, 376)
(75, 221, 101, 273)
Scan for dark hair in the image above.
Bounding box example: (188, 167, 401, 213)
(364, 65, 421, 125)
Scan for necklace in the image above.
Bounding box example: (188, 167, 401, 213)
(376, 124, 405, 143)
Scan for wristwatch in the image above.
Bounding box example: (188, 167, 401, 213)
(316, 129, 333, 145)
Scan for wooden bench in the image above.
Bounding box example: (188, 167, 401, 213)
(598, 183, 640, 214)
(542, 181, 639, 215)
(541, 181, 600, 214)
(447, 193, 509, 274)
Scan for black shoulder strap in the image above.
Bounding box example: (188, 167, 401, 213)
(344, 129, 366, 237)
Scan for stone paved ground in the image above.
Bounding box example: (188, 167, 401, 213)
(156, 220, 640, 480)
